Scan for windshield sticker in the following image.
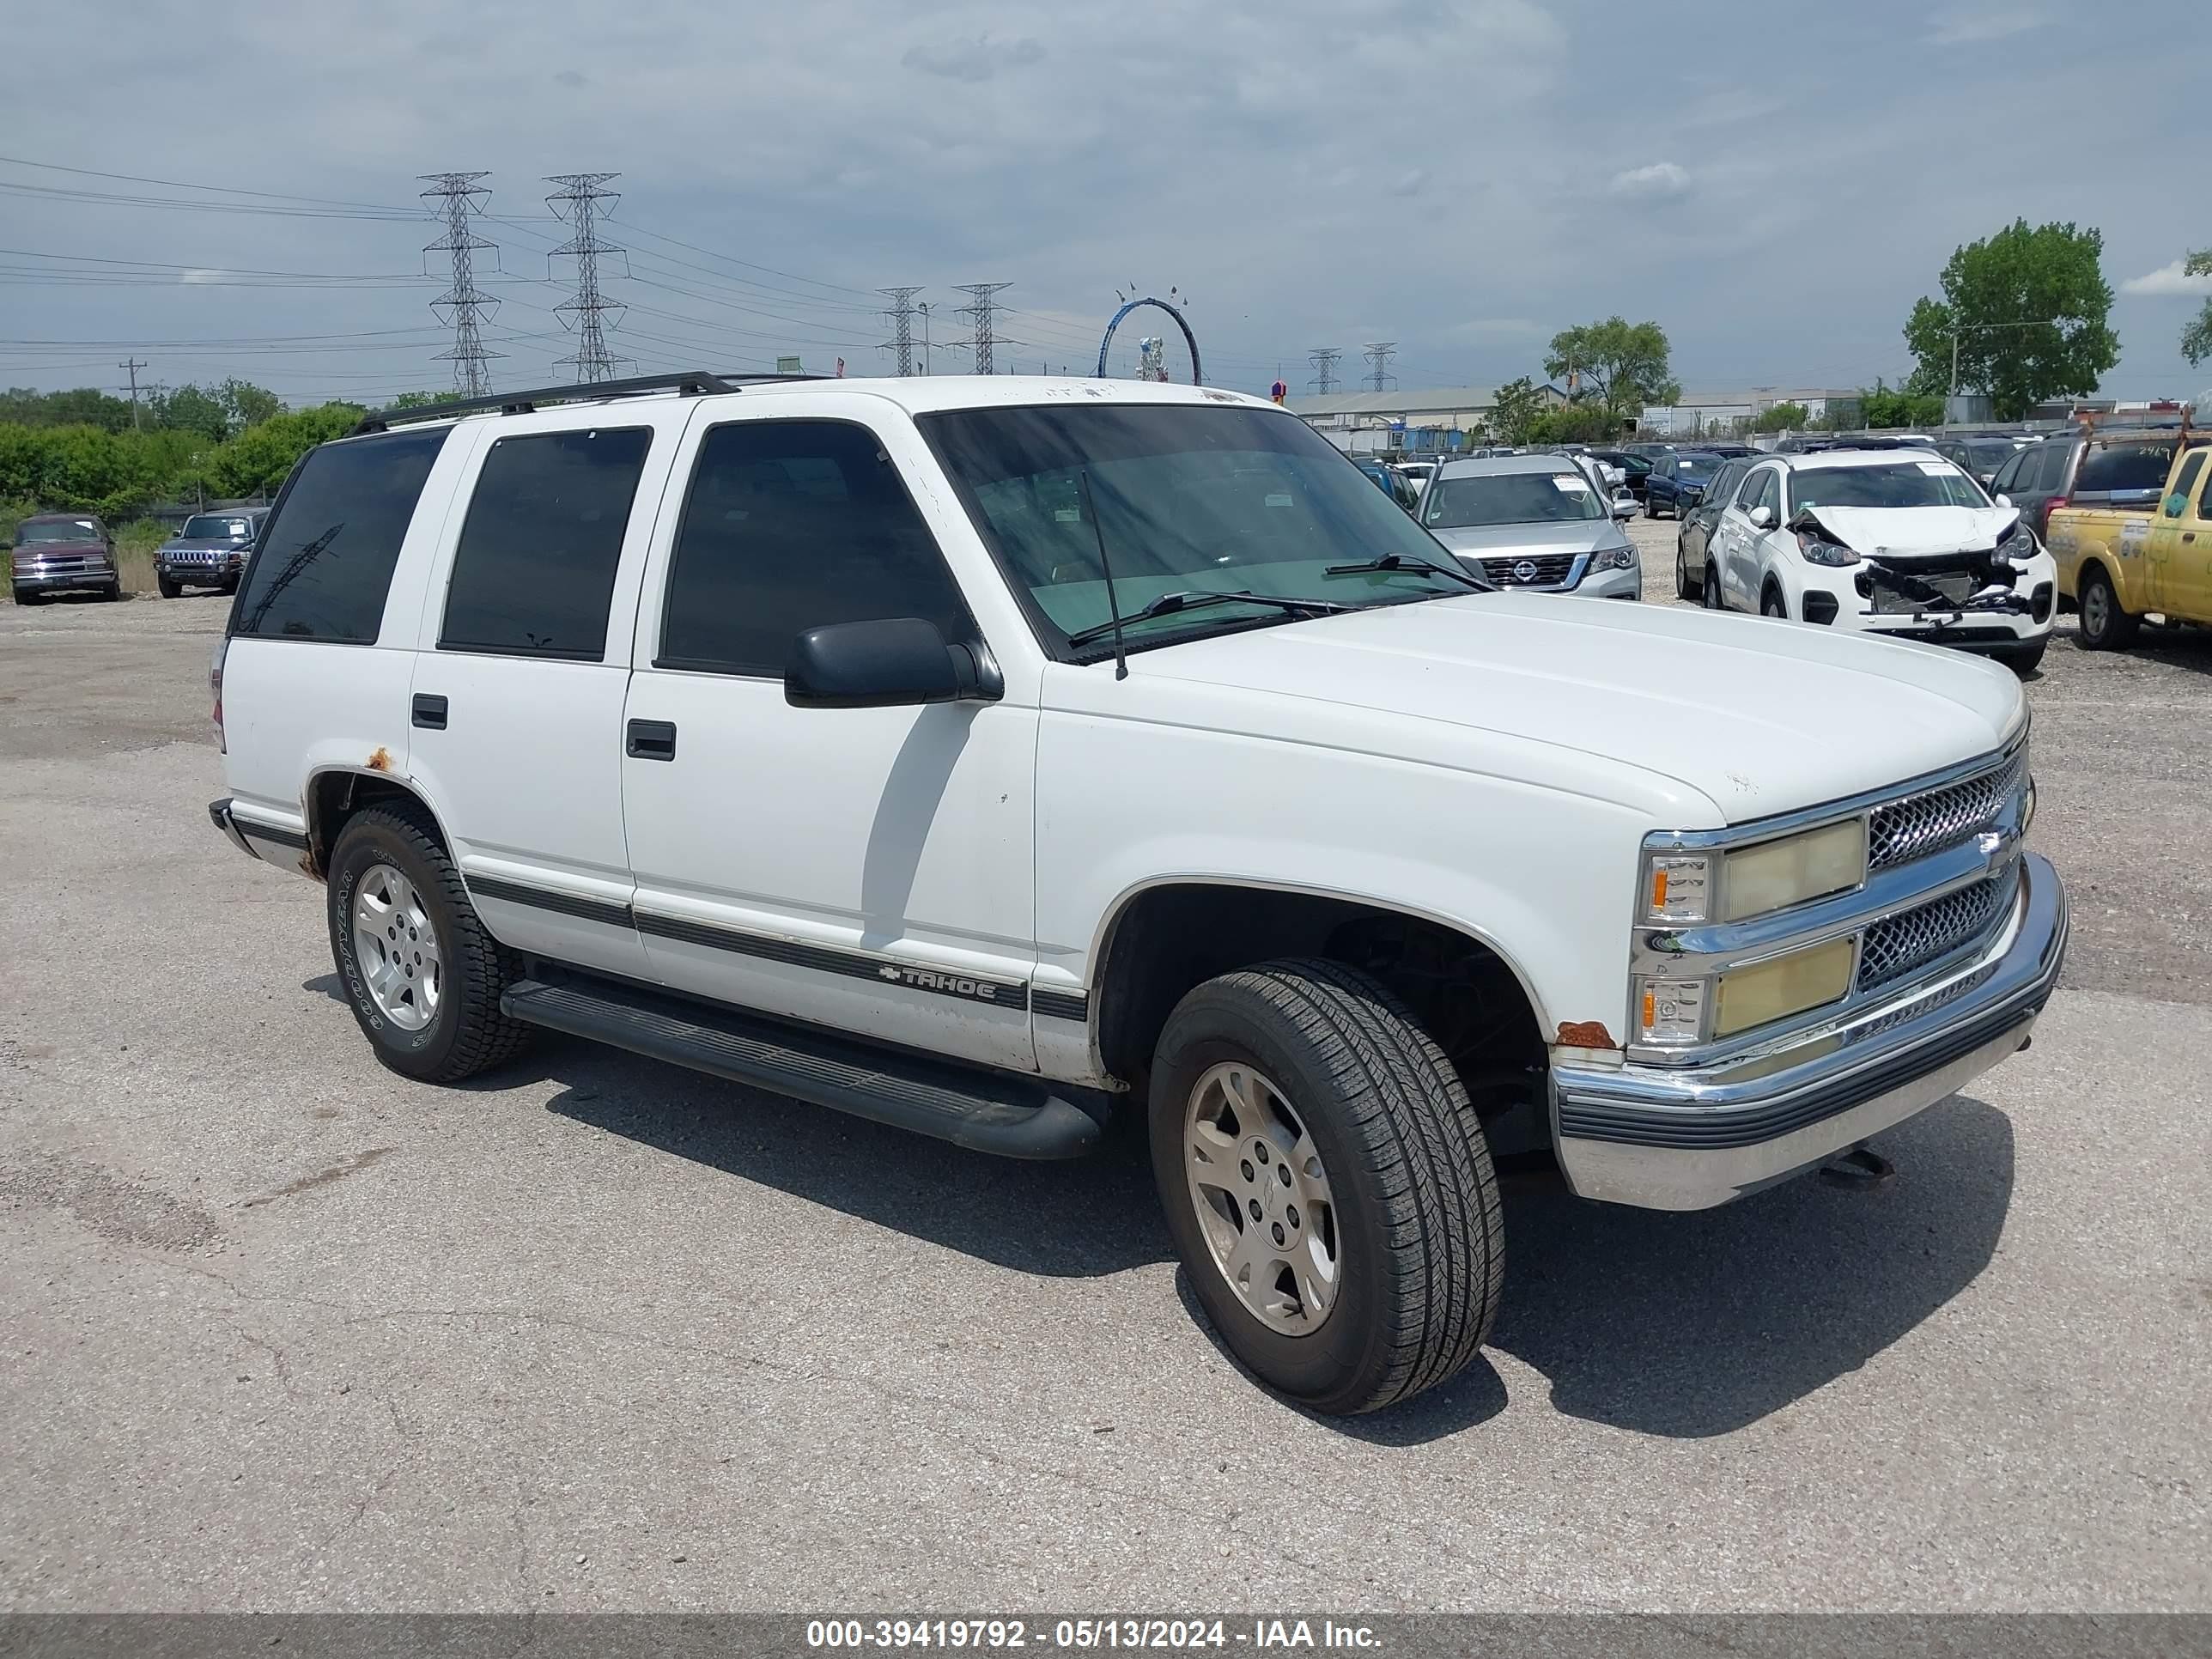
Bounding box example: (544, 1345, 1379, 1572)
(1054, 508, 1080, 522)
(1552, 476, 1590, 492)
(1915, 461, 1957, 477)
(1265, 493, 1293, 507)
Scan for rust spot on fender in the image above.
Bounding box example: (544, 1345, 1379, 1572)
(1555, 1019, 1619, 1050)
(366, 746, 392, 773)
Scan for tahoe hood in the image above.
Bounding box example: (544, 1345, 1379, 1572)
(1119, 592, 2022, 825)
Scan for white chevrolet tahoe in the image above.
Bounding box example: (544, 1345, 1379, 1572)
(210, 372, 2067, 1415)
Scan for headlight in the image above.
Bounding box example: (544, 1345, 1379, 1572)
(1711, 936, 1856, 1038)
(1998, 526, 2038, 562)
(1794, 531, 1860, 567)
(1589, 545, 1638, 571)
(1640, 819, 1866, 926)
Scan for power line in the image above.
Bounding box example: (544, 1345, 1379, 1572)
(421, 172, 503, 398)
(950, 283, 1013, 375)
(1308, 348, 1342, 395)
(544, 173, 629, 384)
(1362, 341, 1398, 393)
(879, 287, 923, 376)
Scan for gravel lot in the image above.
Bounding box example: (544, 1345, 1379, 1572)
(2, 580, 2207, 1614)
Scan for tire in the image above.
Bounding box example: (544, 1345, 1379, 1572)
(1703, 562, 1723, 611)
(1674, 547, 1692, 602)
(1148, 958, 1504, 1416)
(2075, 568, 2137, 651)
(1989, 638, 2047, 677)
(13, 587, 44, 606)
(102, 583, 124, 601)
(1760, 585, 1788, 619)
(157, 574, 181, 599)
(325, 803, 532, 1084)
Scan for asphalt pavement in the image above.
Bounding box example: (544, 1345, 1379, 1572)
(2, 582, 2207, 1613)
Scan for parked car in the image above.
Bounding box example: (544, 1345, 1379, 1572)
(1933, 435, 2029, 489)
(1988, 428, 2179, 547)
(2045, 437, 2212, 649)
(1416, 453, 1641, 595)
(1354, 459, 1420, 511)
(1394, 459, 1441, 498)
(1674, 454, 1757, 600)
(9, 513, 121, 605)
(1700, 448, 2056, 674)
(209, 372, 2064, 1416)
(1589, 447, 1653, 500)
(1644, 449, 1724, 520)
(156, 508, 267, 599)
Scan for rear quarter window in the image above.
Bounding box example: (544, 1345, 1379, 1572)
(2073, 441, 2176, 496)
(231, 428, 450, 642)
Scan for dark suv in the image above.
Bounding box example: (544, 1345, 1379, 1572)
(156, 509, 266, 598)
(1989, 431, 2179, 544)
(10, 514, 121, 605)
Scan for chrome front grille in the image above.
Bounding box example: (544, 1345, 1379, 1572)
(1857, 864, 2018, 993)
(1868, 749, 2026, 871)
(1479, 552, 1577, 587)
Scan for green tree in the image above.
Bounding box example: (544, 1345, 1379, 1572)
(201, 404, 363, 497)
(219, 379, 282, 430)
(1525, 404, 1626, 446)
(1753, 402, 1810, 433)
(151, 384, 233, 442)
(2179, 250, 2212, 366)
(1902, 219, 2119, 419)
(1542, 318, 1680, 418)
(0, 386, 139, 431)
(387, 390, 450, 409)
(1858, 380, 1947, 430)
(1487, 376, 1547, 445)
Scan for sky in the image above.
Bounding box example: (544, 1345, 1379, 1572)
(6, 0, 2209, 410)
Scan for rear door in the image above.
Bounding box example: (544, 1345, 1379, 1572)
(402, 407, 687, 981)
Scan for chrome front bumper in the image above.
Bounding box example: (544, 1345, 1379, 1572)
(1552, 850, 2066, 1211)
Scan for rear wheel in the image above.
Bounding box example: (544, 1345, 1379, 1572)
(326, 803, 532, 1083)
(1148, 958, 1503, 1415)
(2076, 568, 2136, 650)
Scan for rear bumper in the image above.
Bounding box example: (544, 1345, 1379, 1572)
(1552, 851, 2066, 1211)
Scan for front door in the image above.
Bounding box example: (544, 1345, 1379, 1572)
(2147, 447, 2211, 622)
(619, 407, 1039, 1073)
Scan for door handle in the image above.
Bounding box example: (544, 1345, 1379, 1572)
(626, 718, 678, 761)
(410, 693, 447, 730)
(2184, 532, 2197, 543)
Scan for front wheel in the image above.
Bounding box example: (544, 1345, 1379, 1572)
(1990, 637, 2048, 677)
(1760, 586, 1788, 619)
(1674, 547, 1692, 601)
(157, 574, 181, 599)
(1704, 562, 1723, 611)
(1148, 959, 1503, 1415)
(326, 803, 532, 1083)
(11, 587, 41, 607)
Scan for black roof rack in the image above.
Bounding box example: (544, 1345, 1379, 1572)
(350, 369, 828, 435)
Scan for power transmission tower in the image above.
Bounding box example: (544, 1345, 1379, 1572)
(880, 287, 924, 376)
(544, 173, 630, 384)
(1308, 347, 1342, 395)
(419, 172, 503, 398)
(118, 357, 146, 428)
(1362, 341, 1398, 393)
(950, 283, 1013, 375)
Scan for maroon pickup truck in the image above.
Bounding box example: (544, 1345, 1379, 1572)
(10, 514, 122, 605)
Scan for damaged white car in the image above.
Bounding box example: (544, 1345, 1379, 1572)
(1702, 449, 2057, 675)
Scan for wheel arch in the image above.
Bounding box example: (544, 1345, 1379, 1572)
(303, 764, 453, 881)
(1084, 875, 1553, 1105)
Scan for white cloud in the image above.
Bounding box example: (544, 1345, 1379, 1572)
(1928, 5, 2047, 45)
(1609, 161, 1690, 198)
(178, 269, 227, 284)
(2121, 260, 2212, 297)
(1448, 318, 1542, 341)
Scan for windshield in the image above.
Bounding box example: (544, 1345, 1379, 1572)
(13, 519, 100, 546)
(921, 403, 1475, 655)
(1963, 442, 2020, 471)
(1671, 454, 1722, 479)
(181, 514, 253, 540)
(1422, 468, 1604, 528)
(1790, 462, 1990, 511)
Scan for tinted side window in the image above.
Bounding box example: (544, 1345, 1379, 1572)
(1990, 450, 2025, 494)
(1710, 460, 1747, 507)
(2166, 451, 2205, 508)
(2031, 443, 2070, 493)
(659, 420, 976, 677)
(232, 428, 448, 641)
(2075, 441, 2176, 495)
(439, 427, 652, 660)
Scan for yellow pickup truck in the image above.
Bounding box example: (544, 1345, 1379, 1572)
(2047, 437, 2212, 648)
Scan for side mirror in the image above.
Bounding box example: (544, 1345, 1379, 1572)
(785, 617, 1000, 709)
(1612, 496, 1637, 518)
(1994, 493, 2013, 508)
(1748, 506, 1775, 530)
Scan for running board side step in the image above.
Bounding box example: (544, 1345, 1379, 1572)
(501, 976, 1103, 1160)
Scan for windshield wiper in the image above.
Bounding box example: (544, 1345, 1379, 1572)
(1064, 589, 1350, 647)
(1323, 550, 1489, 590)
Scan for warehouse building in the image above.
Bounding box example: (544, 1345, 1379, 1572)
(1287, 385, 1569, 454)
